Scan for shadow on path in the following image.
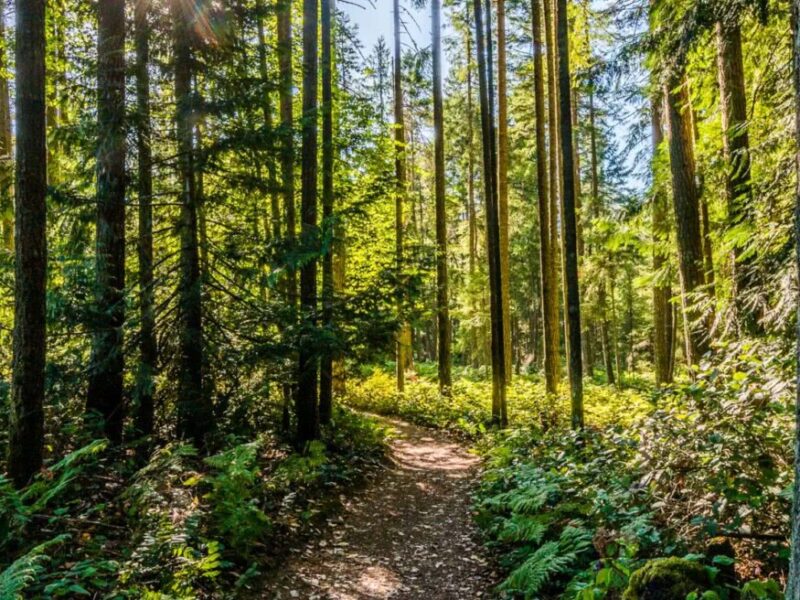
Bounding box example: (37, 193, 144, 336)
(265, 417, 496, 599)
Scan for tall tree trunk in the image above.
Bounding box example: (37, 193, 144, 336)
(466, 27, 477, 275)
(788, 3, 800, 595)
(0, 11, 12, 252)
(556, 0, 583, 427)
(319, 0, 335, 423)
(586, 73, 615, 387)
(393, 0, 411, 392)
(572, 88, 591, 377)
(173, 0, 210, 445)
(716, 18, 758, 332)
(332, 223, 346, 397)
(8, 0, 47, 488)
(651, 94, 674, 386)
(474, 0, 507, 426)
(543, 0, 561, 386)
(497, 0, 512, 383)
(297, 0, 320, 443)
(87, 0, 126, 443)
(531, 0, 558, 396)
(663, 77, 709, 367)
(278, 0, 296, 432)
(688, 97, 716, 300)
(135, 0, 156, 438)
(433, 0, 452, 392)
(257, 0, 281, 243)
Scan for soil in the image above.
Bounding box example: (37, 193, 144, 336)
(265, 416, 498, 599)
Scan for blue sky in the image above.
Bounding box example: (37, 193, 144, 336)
(341, 0, 648, 193)
(343, 0, 432, 57)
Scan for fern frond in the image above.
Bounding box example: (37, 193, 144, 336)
(508, 488, 551, 514)
(498, 541, 575, 598)
(497, 514, 548, 544)
(0, 534, 69, 599)
(558, 524, 593, 555)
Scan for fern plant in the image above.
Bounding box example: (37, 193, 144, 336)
(498, 525, 593, 598)
(0, 535, 69, 599)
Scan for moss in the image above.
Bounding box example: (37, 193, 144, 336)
(622, 558, 711, 600)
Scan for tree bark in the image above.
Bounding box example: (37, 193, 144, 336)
(651, 94, 674, 387)
(531, 0, 558, 396)
(556, 0, 584, 427)
(716, 18, 759, 332)
(432, 0, 452, 392)
(257, 0, 281, 244)
(543, 0, 562, 387)
(297, 0, 320, 443)
(87, 0, 126, 443)
(466, 27, 477, 275)
(497, 0, 512, 383)
(278, 0, 296, 431)
(8, 0, 47, 488)
(474, 0, 507, 426)
(393, 0, 411, 392)
(135, 0, 156, 438)
(789, 3, 800, 595)
(663, 77, 709, 366)
(319, 0, 335, 423)
(0, 11, 12, 251)
(173, 0, 210, 446)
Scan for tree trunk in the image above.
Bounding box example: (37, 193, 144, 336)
(497, 0, 512, 383)
(173, 0, 210, 446)
(474, 0, 507, 426)
(573, 88, 591, 377)
(8, 0, 47, 488)
(716, 18, 759, 332)
(543, 0, 561, 387)
(278, 0, 296, 432)
(432, 0, 452, 392)
(257, 0, 281, 244)
(651, 94, 674, 386)
(332, 222, 346, 397)
(556, 0, 583, 427)
(688, 96, 716, 301)
(87, 0, 126, 443)
(788, 3, 800, 595)
(531, 0, 558, 396)
(135, 0, 156, 438)
(663, 77, 709, 367)
(393, 0, 411, 392)
(319, 0, 335, 423)
(466, 27, 477, 275)
(0, 11, 12, 252)
(297, 0, 320, 443)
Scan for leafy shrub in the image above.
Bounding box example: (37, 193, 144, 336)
(474, 341, 793, 598)
(204, 440, 272, 558)
(344, 368, 651, 437)
(477, 427, 666, 598)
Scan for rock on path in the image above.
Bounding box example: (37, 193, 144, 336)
(265, 417, 496, 599)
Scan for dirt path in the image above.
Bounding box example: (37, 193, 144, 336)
(266, 417, 497, 599)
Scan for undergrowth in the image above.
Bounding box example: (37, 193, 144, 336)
(0, 407, 387, 599)
(344, 367, 650, 437)
(473, 341, 791, 599)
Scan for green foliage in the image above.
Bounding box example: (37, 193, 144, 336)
(473, 344, 793, 598)
(204, 440, 272, 558)
(345, 368, 651, 437)
(0, 535, 70, 599)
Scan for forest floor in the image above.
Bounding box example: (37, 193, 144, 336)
(264, 416, 498, 599)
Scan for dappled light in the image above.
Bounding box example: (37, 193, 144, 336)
(3, 0, 800, 596)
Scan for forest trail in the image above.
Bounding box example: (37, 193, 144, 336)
(266, 417, 497, 599)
